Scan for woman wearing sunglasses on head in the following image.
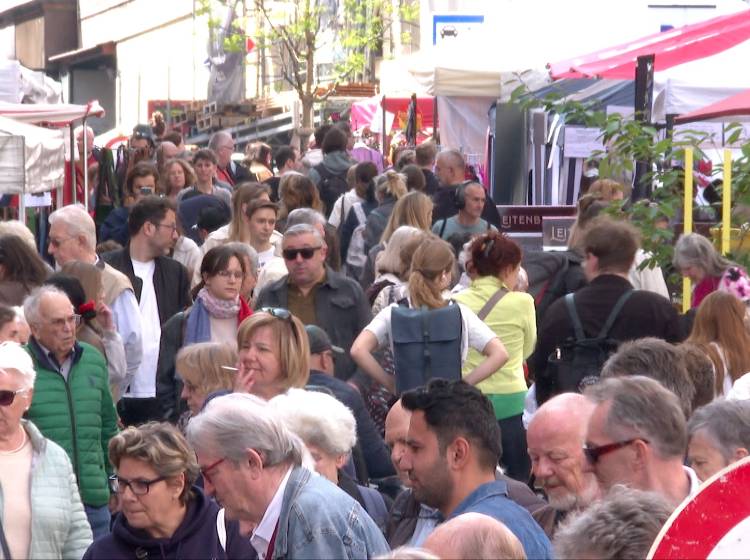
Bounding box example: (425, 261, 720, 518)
(82, 422, 254, 559)
(0, 341, 92, 559)
(232, 308, 310, 400)
(156, 245, 253, 423)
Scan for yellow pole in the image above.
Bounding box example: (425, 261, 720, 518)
(683, 148, 693, 313)
(722, 148, 732, 255)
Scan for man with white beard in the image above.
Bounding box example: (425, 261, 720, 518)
(526, 393, 600, 535)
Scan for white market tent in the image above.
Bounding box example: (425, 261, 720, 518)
(0, 115, 65, 195)
(0, 100, 105, 211)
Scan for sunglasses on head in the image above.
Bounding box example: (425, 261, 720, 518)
(0, 388, 30, 407)
(282, 246, 321, 261)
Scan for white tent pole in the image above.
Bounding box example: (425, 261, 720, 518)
(70, 125, 76, 206)
(82, 116, 89, 212)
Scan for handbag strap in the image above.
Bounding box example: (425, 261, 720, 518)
(477, 287, 508, 321)
(0, 515, 12, 560)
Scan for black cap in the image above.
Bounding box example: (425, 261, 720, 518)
(196, 206, 230, 233)
(305, 325, 344, 355)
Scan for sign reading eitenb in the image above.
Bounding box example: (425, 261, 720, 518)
(648, 456, 750, 559)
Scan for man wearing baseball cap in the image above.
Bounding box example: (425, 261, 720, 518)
(305, 325, 394, 480)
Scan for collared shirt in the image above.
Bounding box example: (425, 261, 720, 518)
(251, 467, 292, 559)
(36, 341, 73, 380)
(685, 465, 701, 496)
(408, 504, 441, 547)
(286, 273, 326, 327)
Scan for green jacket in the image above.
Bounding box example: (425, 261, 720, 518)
(26, 338, 119, 507)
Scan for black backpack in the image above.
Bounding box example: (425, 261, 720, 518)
(537, 290, 633, 405)
(315, 163, 350, 218)
(391, 301, 463, 394)
(522, 250, 585, 325)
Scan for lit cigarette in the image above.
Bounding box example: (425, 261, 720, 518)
(221, 366, 239, 373)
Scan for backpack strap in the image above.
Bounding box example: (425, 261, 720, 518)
(597, 290, 634, 339)
(438, 218, 449, 238)
(421, 306, 432, 383)
(477, 287, 508, 321)
(564, 293, 587, 342)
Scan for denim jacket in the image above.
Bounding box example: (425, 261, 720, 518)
(272, 467, 390, 559)
(449, 480, 554, 560)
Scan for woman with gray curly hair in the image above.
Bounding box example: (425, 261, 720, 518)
(82, 422, 253, 559)
(271, 388, 391, 530)
(673, 232, 750, 308)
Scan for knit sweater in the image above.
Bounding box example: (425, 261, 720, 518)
(25, 339, 119, 506)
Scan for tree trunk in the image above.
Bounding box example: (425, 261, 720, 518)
(298, 94, 315, 153)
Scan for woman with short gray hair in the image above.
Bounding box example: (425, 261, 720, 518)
(673, 232, 750, 308)
(0, 341, 92, 559)
(271, 389, 391, 529)
(687, 399, 750, 481)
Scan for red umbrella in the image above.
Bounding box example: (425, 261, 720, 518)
(675, 89, 750, 124)
(548, 9, 750, 79)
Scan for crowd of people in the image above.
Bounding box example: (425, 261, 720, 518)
(0, 120, 749, 560)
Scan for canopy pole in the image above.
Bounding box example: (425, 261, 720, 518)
(82, 116, 89, 212)
(633, 54, 655, 201)
(69, 125, 76, 206)
(682, 148, 694, 313)
(722, 148, 732, 255)
(382, 95, 387, 158)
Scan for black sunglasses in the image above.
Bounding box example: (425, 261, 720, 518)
(282, 246, 322, 261)
(0, 388, 30, 407)
(583, 438, 648, 464)
(260, 307, 292, 321)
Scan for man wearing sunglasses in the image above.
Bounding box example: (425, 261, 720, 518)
(23, 286, 119, 539)
(583, 376, 700, 506)
(255, 223, 370, 380)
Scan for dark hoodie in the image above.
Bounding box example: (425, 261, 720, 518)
(82, 486, 256, 560)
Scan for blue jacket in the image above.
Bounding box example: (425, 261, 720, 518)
(273, 466, 390, 559)
(449, 480, 553, 559)
(82, 486, 255, 559)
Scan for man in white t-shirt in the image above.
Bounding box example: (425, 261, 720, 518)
(246, 199, 280, 268)
(102, 196, 192, 425)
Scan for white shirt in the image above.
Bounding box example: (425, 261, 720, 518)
(629, 249, 670, 299)
(685, 465, 701, 496)
(364, 301, 497, 360)
(110, 288, 143, 383)
(257, 246, 276, 268)
(328, 190, 364, 228)
(251, 467, 292, 559)
(128, 259, 161, 398)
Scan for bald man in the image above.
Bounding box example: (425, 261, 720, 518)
(423, 512, 527, 560)
(385, 400, 411, 486)
(526, 393, 600, 533)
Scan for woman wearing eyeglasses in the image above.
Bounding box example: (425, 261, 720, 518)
(82, 422, 253, 559)
(0, 341, 92, 559)
(232, 308, 310, 400)
(156, 245, 253, 423)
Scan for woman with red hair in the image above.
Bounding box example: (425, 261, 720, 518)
(454, 231, 536, 481)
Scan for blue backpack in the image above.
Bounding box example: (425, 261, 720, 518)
(391, 301, 463, 394)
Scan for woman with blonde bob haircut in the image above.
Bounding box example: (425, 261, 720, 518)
(351, 237, 508, 394)
(177, 342, 237, 417)
(233, 309, 310, 400)
(83, 422, 253, 559)
(687, 290, 750, 396)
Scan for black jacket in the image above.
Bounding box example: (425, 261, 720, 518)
(529, 274, 684, 401)
(432, 183, 502, 229)
(421, 169, 440, 196)
(102, 248, 192, 325)
(82, 486, 255, 559)
(255, 266, 371, 380)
